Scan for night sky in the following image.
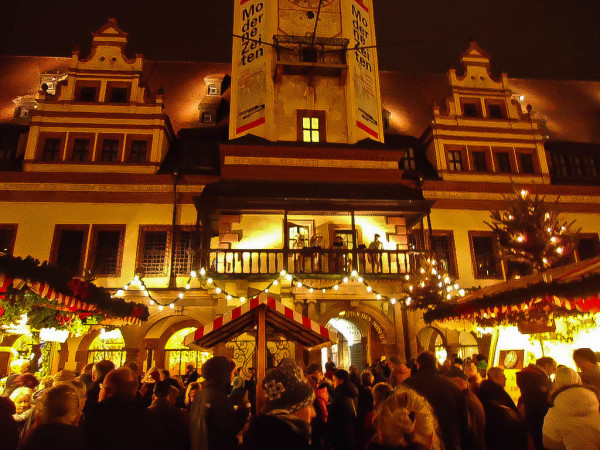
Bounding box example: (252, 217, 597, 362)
(1, 0, 599, 80)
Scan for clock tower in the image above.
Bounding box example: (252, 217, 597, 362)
(229, 0, 384, 144)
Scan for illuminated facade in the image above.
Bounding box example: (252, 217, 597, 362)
(0, 9, 599, 375)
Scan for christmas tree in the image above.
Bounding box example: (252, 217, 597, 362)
(486, 188, 579, 273)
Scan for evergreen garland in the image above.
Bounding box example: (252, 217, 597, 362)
(424, 273, 600, 325)
(0, 254, 149, 325)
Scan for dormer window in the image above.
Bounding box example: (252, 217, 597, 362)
(487, 103, 504, 119)
(76, 83, 99, 102)
(109, 87, 129, 103)
(297, 110, 326, 143)
(448, 150, 463, 171)
(207, 85, 219, 95)
(463, 102, 479, 118)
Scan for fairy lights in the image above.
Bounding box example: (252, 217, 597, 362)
(119, 252, 461, 311)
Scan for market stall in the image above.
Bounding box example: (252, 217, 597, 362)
(0, 254, 149, 377)
(425, 255, 600, 399)
(184, 293, 334, 411)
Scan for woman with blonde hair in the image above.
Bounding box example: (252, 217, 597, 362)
(184, 381, 201, 409)
(368, 386, 442, 450)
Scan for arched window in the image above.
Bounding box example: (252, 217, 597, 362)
(164, 328, 211, 376)
(88, 329, 126, 367)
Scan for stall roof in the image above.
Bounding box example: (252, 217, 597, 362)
(425, 255, 600, 325)
(183, 295, 333, 350)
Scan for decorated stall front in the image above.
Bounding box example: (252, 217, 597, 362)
(426, 255, 600, 400)
(184, 293, 333, 411)
(0, 254, 149, 379)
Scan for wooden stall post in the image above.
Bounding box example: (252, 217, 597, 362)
(256, 305, 267, 413)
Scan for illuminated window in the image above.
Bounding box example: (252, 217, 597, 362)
(165, 327, 212, 376)
(431, 232, 457, 277)
(88, 329, 126, 367)
(302, 117, 320, 143)
(448, 150, 463, 171)
(297, 110, 325, 143)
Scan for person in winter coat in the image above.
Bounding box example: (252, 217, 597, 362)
(306, 363, 330, 450)
(329, 369, 359, 450)
(148, 381, 190, 450)
(543, 366, 600, 450)
(445, 366, 485, 450)
(20, 384, 85, 450)
(84, 367, 166, 450)
(242, 358, 316, 450)
(366, 386, 443, 450)
(573, 348, 600, 390)
(363, 382, 393, 448)
(83, 359, 115, 417)
(516, 356, 556, 450)
(0, 396, 19, 450)
(189, 356, 247, 450)
(403, 352, 469, 450)
(477, 367, 528, 450)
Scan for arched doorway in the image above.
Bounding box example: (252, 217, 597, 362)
(87, 329, 126, 367)
(457, 331, 479, 360)
(326, 317, 364, 370)
(416, 327, 448, 364)
(164, 327, 211, 376)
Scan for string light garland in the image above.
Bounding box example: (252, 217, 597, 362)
(117, 256, 463, 311)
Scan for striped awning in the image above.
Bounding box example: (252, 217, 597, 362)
(183, 295, 333, 350)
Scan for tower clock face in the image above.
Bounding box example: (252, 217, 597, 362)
(286, 0, 335, 9)
(279, 0, 341, 37)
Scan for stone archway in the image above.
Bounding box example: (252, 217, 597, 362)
(318, 303, 396, 366)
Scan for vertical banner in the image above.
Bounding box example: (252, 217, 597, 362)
(232, 0, 268, 137)
(344, 0, 383, 142)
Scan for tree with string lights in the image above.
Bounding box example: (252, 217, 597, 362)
(486, 188, 580, 273)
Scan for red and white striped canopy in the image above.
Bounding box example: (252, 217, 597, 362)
(183, 295, 333, 350)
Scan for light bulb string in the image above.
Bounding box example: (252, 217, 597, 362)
(116, 266, 463, 310)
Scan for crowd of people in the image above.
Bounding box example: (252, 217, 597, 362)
(1, 347, 599, 450)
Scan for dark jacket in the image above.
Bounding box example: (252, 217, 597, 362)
(515, 365, 551, 450)
(148, 397, 191, 450)
(403, 366, 469, 450)
(21, 423, 84, 450)
(463, 388, 486, 450)
(242, 413, 311, 450)
(183, 369, 200, 386)
(83, 380, 101, 417)
(189, 379, 247, 450)
(477, 379, 528, 450)
(329, 380, 359, 450)
(580, 364, 600, 390)
(84, 394, 166, 450)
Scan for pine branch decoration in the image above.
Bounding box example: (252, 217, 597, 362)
(485, 188, 580, 272)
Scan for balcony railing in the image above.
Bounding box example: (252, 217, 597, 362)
(198, 248, 422, 277)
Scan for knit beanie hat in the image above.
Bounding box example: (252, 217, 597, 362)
(262, 358, 315, 415)
(202, 356, 233, 383)
(553, 365, 581, 390)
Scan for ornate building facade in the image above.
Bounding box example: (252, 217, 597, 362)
(1, 5, 599, 375)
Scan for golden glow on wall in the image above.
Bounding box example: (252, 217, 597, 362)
(493, 315, 600, 370)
